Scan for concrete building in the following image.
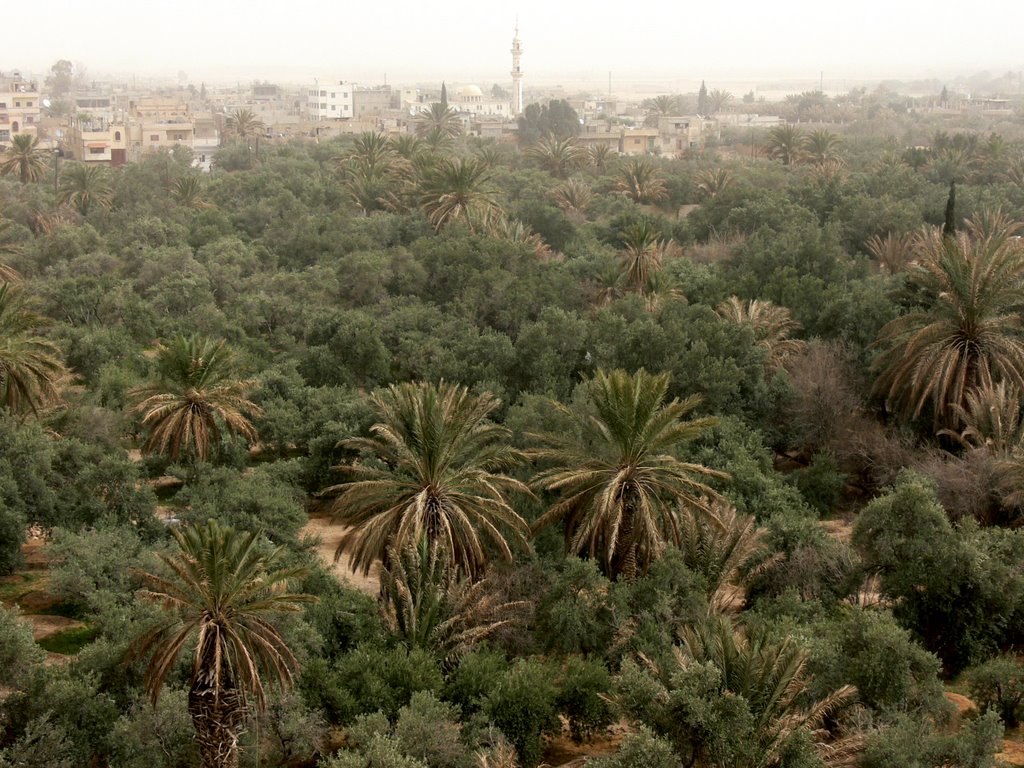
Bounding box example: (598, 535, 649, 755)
(69, 113, 129, 166)
(0, 72, 41, 149)
(451, 84, 512, 117)
(656, 115, 719, 155)
(353, 86, 393, 119)
(307, 80, 354, 120)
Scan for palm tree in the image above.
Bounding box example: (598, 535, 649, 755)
(485, 216, 557, 261)
(615, 157, 668, 205)
(224, 109, 264, 144)
(865, 231, 916, 275)
(57, 163, 113, 216)
(418, 157, 502, 232)
(1003, 153, 1024, 190)
(380, 538, 526, 668)
(644, 94, 679, 125)
(694, 167, 732, 201)
(131, 519, 315, 768)
(873, 211, 1024, 430)
(129, 335, 262, 461)
(529, 368, 726, 580)
(618, 219, 674, 292)
(804, 129, 842, 165)
(669, 616, 858, 768)
(941, 381, 1024, 455)
(171, 175, 213, 210)
(706, 89, 734, 114)
(641, 271, 684, 313)
(550, 178, 593, 220)
(389, 134, 423, 160)
(337, 132, 404, 214)
(676, 503, 768, 613)
(0, 283, 66, 414)
(588, 144, 615, 174)
(0, 220, 22, 282)
(0, 134, 49, 184)
(764, 124, 805, 166)
(415, 103, 462, 143)
(715, 296, 805, 371)
(524, 134, 586, 178)
(325, 381, 531, 581)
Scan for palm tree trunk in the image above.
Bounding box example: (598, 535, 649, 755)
(618, 496, 639, 582)
(189, 682, 246, 768)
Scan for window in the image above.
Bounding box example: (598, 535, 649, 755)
(150, 134, 159, 141)
(89, 147, 105, 154)
(0, 130, 9, 140)
(14, 102, 21, 107)
(319, 90, 326, 96)
(330, 105, 336, 111)
(331, 93, 335, 98)
(26, 101, 32, 107)
(25, 116, 33, 124)
(114, 131, 121, 140)
(11, 122, 18, 133)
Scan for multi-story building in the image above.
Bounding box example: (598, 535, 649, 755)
(656, 115, 720, 155)
(307, 80, 354, 120)
(69, 113, 129, 166)
(353, 86, 393, 119)
(0, 72, 41, 149)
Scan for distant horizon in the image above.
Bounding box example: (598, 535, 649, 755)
(5, 0, 1023, 97)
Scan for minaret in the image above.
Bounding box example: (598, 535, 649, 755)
(510, 21, 523, 116)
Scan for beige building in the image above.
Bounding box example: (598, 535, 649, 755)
(70, 114, 129, 166)
(0, 73, 41, 149)
(353, 86, 393, 119)
(656, 116, 719, 155)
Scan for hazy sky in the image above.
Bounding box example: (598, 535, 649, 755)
(6, 0, 1024, 87)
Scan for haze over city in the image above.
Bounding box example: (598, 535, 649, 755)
(7, 0, 1024, 85)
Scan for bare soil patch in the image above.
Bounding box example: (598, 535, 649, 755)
(301, 516, 380, 597)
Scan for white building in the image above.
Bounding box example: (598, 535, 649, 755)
(451, 85, 511, 117)
(307, 79, 354, 120)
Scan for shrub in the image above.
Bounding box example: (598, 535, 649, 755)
(965, 656, 1024, 728)
(861, 711, 1002, 768)
(588, 728, 678, 768)
(393, 692, 469, 768)
(483, 658, 560, 768)
(444, 647, 510, 717)
(556, 657, 614, 742)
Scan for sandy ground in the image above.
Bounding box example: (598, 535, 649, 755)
(301, 516, 380, 596)
(543, 719, 629, 767)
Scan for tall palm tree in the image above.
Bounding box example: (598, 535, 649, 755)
(764, 124, 805, 166)
(644, 94, 679, 126)
(715, 296, 805, 372)
(530, 368, 726, 580)
(0, 283, 66, 414)
(415, 103, 462, 141)
(131, 519, 315, 768)
(129, 335, 261, 461)
(941, 381, 1024, 455)
(389, 133, 423, 160)
(224, 109, 265, 144)
(325, 381, 531, 581)
(706, 89, 734, 114)
(618, 219, 674, 292)
(524, 134, 586, 178)
(0, 134, 49, 184)
(418, 157, 502, 232)
(873, 211, 1024, 430)
(804, 129, 842, 165)
(57, 163, 114, 216)
(615, 157, 668, 205)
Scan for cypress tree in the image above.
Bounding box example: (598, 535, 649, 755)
(698, 80, 708, 115)
(943, 181, 957, 238)
(440, 81, 448, 111)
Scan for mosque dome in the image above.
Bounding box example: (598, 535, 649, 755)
(461, 84, 484, 98)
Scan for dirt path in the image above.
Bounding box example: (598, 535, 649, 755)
(301, 516, 380, 596)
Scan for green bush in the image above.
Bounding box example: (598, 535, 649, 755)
(790, 452, 847, 516)
(443, 647, 510, 717)
(861, 711, 1002, 768)
(965, 655, 1024, 728)
(393, 692, 469, 768)
(556, 657, 614, 742)
(483, 658, 560, 768)
(588, 728, 678, 768)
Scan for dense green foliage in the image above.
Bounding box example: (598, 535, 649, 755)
(3, 98, 1024, 767)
